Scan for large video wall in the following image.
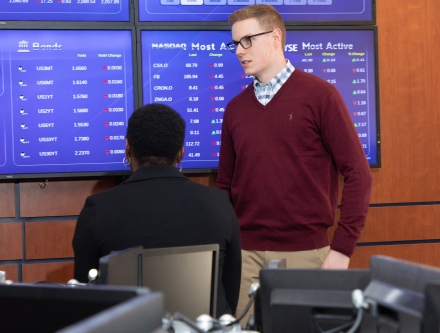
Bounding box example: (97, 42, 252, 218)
(0, 0, 379, 179)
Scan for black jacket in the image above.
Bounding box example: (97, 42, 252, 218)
(73, 165, 241, 316)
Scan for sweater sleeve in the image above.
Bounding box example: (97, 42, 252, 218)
(221, 204, 242, 313)
(320, 89, 373, 257)
(72, 196, 101, 282)
(216, 107, 235, 200)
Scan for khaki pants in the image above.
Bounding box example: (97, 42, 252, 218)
(236, 247, 330, 327)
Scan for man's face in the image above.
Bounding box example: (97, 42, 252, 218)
(231, 18, 275, 81)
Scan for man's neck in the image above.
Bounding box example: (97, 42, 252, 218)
(256, 57, 287, 84)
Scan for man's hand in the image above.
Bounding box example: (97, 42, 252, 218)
(321, 249, 350, 269)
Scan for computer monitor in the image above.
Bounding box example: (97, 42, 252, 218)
(0, 26, 137, 179)
(0, 283, 155, 333)
(361, 256, 440, 333)
(142, 244, 219, 320)
(0, 2, 131, 22)
(139, 26, 380, 170)
(136, 0, 375, 25)
(257, 268, 371, 333)
(56, 292, 164, 333)
(422, 282, 440, 333)
(98, 246, 143, 287)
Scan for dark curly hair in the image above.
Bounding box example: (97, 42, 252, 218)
(126, 104, 186, 166)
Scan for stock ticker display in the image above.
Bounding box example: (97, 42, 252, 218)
(0, 29, 135, 177)
(0, 1, 130, 22)
(139, 0, 373, 23)
(141, 29, 378, 169)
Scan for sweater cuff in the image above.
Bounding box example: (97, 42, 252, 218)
(330, 232, 359, 258)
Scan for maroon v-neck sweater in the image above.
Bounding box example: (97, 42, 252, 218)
(217, 69, 372, 257)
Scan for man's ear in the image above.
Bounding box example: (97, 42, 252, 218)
(272, 28, 282, 48)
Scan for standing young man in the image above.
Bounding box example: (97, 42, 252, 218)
(216, 4, 373, 321)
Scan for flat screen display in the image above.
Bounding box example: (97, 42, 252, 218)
(140, 27, 380, 170)
(0, 28, 135, 179)
(138, 0, 374, 24)
(0, 1, 130, 22)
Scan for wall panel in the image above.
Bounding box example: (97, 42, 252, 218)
(0, 183, 15, 218)
(350, 243, 440, 269)
(359, 205, 440, 243)
(25, 221, 76, 260)
(0, 264, 19, 282)
(370, 0, 440, 204)
(187, 174, 216, 187)
(0, 223, 23, 261)
(22, 262, 74, 284)
(20, 177, 116, 217)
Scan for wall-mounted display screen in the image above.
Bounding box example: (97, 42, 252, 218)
(140, 27, 380, 170)
(0, 1, 130, 22)
(0, 28, 135, 179)
(138, 0, 374, 24)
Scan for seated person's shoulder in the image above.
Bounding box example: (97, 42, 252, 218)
(187, 180, 229, 200)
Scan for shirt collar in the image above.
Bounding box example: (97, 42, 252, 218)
(253, 60, 295, 105)
(254, 60, 295, 88)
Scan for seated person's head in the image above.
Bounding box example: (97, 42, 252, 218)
(125, 103, 186, 171)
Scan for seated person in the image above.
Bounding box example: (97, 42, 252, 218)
(72, 103, 241, 316)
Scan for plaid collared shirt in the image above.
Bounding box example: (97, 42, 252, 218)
(254, 60, 295, 106)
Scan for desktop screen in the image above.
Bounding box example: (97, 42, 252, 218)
(98, 247, 143, 287)
(142, 244, 219, 320)
(140, 27, 380, 170)
(138, 0, 374, 24)
(0, 283, 151, 333)
(361, 256, 440, 333)
(257, 268, 371, 333)
(96, 245, 219, 320)
(57, 292, 164, 333)
(0, 2, 130, 22)
(0, 28, 136, 179)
